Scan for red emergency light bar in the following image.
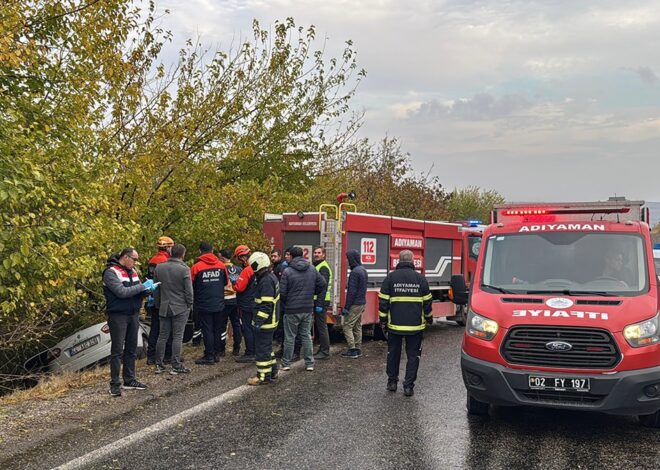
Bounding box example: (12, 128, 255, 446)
(504, 207, 630, 216)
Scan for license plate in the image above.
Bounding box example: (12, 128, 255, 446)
(528, 375, 590, 392)
(69, 335, 100, 356)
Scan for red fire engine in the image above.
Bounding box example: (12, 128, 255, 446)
(456, 198, 660, 428)
(263, 201, 483, 329)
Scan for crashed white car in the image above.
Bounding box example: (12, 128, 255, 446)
(24, 321, 150, 373)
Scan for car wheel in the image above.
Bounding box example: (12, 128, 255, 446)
(467, 392, 489, 416)
(137, 334, 148, 359)
(639, 410, 660, 428)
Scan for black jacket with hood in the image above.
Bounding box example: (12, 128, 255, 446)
(345, 249, 368, 309)
(280, 256, 327, 314)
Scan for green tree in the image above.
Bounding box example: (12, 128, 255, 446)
(446, 186, 505, 223)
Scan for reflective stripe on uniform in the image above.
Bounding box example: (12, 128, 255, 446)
(387, 323, 425, 332)
(378, 292, 390, 300)
(256, 312, 269, 319)
(378, 311, 388, 318)
(422, 293, 433, 301)
(390, 296, 424, 302)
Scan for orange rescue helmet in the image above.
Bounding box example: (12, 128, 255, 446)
(157, 236, 175, 248)
(234, 245, 251, 258)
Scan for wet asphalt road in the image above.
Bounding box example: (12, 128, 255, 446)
(13, 324, 660, 469)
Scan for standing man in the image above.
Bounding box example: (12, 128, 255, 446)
(378, 250, 433, 397)
(246, 252, 280, 385)
(145, 236, 174, 365)
(102, 247, 154, 397)
(279, 246, 327, 372)
(191, 242, 230, 365)
(341, 249, 368, 359)
(312, 246, 332, 360)
(234, 245, 257, 363)
(270, 249, 288, 280)
(219, 249, 242, 356)
(154, 243, 194, 375)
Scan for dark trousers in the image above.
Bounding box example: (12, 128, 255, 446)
(313, 309, 330, 356)
(386, 332, 423, 388)
(255, 328, 277, 382)
(239, 308, 255, 356)
(226, 302, 241, 353)
(107, 313, 139, 386)
(199, 309, 228, 358)
(146, 306, 172, 361)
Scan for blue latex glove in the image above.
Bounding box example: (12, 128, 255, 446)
(314, 306, 325, 314)
(341, 307, 350, 316)
(142, 279, 154, 292)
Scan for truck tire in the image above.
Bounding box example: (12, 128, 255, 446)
(639, 410, 660, 428)
(467, 392, 489, 416)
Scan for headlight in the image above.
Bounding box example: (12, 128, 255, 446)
(623, 313, 659, 348)
(467, 309, 499, 341)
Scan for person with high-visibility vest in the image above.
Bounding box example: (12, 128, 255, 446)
(312, 246, 332, 360)
(246, 252, 280, 385)
(378, 249, 433, 397)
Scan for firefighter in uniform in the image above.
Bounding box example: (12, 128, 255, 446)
(378, 249, 433, 397)
(247, 252, 280, 385)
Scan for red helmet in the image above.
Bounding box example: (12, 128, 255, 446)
(234, 245, 251, 257)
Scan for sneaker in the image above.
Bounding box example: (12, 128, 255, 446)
(313, 353, 330, 360)
(280, 365, 291, 371)
(123, 379, 147, 390)
(195, 357, 215, 365)
(247, 376, 270, 386)
(403, 386, 414, 397)
(306, 365, 314, 371)
(109, 384, 122, 397)
(355, 348, 362, 357)
(170, 366, 191, 375)
(341, 349, 358, 359)
(386, 379, 397, 392)
(155, 364, 166, 374)
(235, 355, 255, 363)
(146, 357, 156, 366)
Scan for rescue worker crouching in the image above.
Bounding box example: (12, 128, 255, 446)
(247, 252, 280, 386)
(378, 249, 433, 397)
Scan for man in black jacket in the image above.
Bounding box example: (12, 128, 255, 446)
(279, 246, 327, 371)
(341, 249, 368, 359)
(102, 247, 154, 396)
(191, 242, 230, 365)
(378, 250, 433, 397)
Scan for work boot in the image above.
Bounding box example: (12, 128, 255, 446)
(232, 348, 241, 357)
(247, 376, 270, 386)
(403, 386, 414, 397)
(387, 379, 397, 392)
(214, 351, 225, 362)
(146, 357, 156, 366)
(313, 352, 330, 360)
(195, 356, 215, 365)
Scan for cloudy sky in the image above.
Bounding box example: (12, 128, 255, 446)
(157, 0, 660, 203)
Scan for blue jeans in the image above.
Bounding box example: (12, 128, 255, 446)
(282, 312, 314, 368)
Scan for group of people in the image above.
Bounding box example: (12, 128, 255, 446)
(102, 237, 433, 398)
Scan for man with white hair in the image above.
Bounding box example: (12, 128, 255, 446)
(378, 249, 433, 397)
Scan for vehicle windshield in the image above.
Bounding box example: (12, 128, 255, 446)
(481, 232, 648, 296)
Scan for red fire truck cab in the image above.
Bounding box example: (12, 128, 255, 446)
(263, 206, 480, 329)
(458, 199, 660, 428)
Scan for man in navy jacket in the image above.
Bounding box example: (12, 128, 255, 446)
(341, 249, 368, 358)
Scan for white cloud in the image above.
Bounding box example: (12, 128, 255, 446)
(155, 0, 660, 201)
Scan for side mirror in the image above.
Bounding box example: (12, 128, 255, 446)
(449, 274, 469, 306)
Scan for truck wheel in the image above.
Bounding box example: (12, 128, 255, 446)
(456, 305, 467, 327)
(639, 410, 660, 428)
(467, 392, 489, 416)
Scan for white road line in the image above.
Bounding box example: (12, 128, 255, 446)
(54, 384, 254, 470)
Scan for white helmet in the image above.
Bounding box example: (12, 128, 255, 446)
(248, 251, 271, 273)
